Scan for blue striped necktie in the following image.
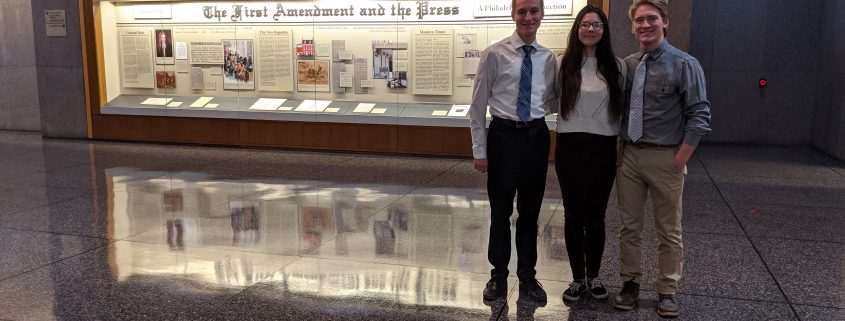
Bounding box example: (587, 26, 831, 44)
(517, 45, 534, 122)
(628, 53, 649, 142)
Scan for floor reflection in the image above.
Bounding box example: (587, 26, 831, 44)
(97, 168, 565, 319)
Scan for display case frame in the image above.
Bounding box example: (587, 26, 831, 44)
(81, 0, 604, 156)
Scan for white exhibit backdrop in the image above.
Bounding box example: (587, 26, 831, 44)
(100, 0, 587, 105)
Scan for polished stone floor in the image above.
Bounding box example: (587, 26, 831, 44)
(0, 130, 842, 321)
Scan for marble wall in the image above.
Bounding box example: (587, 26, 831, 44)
(0, 0, 41, 131)
(30, 0, 87, 138)
(811, 0, 845, 160)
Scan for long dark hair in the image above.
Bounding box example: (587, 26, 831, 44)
(558, 4, 622, 121)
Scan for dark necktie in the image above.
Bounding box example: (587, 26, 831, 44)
(517, 45, 534, 122)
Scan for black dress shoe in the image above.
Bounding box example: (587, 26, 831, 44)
(483, 278, 507, 301)
(519, 278, 547, 303)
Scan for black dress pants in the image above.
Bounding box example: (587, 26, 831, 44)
(487, 118, 550, 282)
(554, 132, 617, 280)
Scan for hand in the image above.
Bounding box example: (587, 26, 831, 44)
(474, 158, 488, 173)
(674, 143, 695, 170)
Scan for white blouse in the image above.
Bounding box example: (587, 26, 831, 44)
(555, 56, 626, 136)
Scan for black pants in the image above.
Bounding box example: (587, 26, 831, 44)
(487, 118, 550, 282)
(554, 132, 617, 280)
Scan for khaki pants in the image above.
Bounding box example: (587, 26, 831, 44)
(616, 144, 685, 294)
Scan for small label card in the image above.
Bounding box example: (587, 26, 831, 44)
(190, 96, 214, 108)
(249, 98, 287, 111)
(141, 97, 173, 105)
(295, 100, 332, 112)
(448, 104, 470, 117)
(353, 103, 376, 113)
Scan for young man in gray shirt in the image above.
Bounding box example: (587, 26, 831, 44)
(613, 0, 711, 317)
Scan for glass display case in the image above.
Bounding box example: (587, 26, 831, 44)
(85, 0, 590, 154)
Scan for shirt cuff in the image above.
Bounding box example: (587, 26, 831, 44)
(473, 148, 487, 159)
(683, 133, 703, 148)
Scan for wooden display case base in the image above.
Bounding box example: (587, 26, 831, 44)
(92, 114, 557, 158)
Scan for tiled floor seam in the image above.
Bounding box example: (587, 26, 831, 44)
(0, 243, 110, 283)
(298, 152, 361, 177)
(0, 189, 91, 217)
(192, 149, 264, 171)
(255, 253, 496, 278)
(0, 194, 85, 218)
(666, 291, 792, 305)
(5, 161, 95, 188)
(556, 288, 795, 308)
(700, 159, 803, 320)
(704, 172, 845, 181)
(0, 225, 111, 241)
(114, 229, 170, 243)
(742, 235, 845, 245)
(727, 202, 845, 210)
(808, 151, 845, 178)
(119, 237, 332, 258)
(497, 281, 520, 321)
(543, 285, 795, 306)
(493, 299, 508, 321)
(421, 158, 466, 187)
(726, 202, 845, 211)
(788, 303, 845, 310)
(824, 166, 845, 178)
(17, 181, 91, 191)
(681, 230, 749, 237)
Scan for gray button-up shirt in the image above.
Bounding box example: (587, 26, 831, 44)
(621, 40, 711, 147)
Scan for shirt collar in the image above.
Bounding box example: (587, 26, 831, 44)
(639, 39, 668, 61)
(509, 31, 541, 51)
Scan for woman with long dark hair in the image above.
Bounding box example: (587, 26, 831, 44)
(554, 4, 626, 302)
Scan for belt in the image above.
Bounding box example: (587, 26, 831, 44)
(492, 117, 544, 128)
(627, 141, 678, 149)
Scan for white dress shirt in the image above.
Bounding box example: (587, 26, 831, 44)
(469, 32, 557, 159)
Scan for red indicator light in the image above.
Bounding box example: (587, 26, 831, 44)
(759, 79, 767, 88)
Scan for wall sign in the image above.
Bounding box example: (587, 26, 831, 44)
(45, 10, 66, 37)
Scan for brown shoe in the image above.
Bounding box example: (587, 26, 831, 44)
(613, 280, 639, 310)
(657, 294, 680, 317)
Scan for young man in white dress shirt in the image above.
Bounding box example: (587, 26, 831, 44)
(469, 0, 556, 304)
